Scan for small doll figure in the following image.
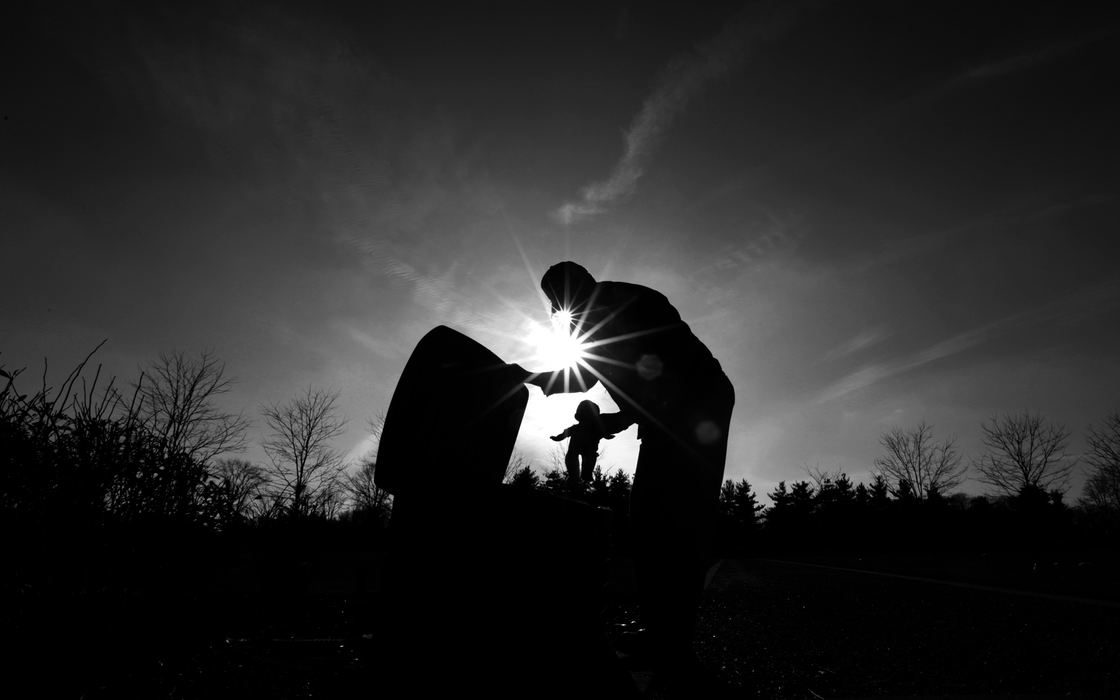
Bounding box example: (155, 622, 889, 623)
(550, 399, 631, 486)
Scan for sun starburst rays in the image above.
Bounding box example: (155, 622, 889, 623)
(471, 255, 681, 448)
(525, 309, 588, 370)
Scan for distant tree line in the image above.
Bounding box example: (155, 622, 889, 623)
(1, 345, 392, 536)
(5, 346, 1119, 554)
(506, 415, 1120, 559)
(717, 416, 1120, 557)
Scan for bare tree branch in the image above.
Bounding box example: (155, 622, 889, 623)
(805, 464, 846, 492)
(214, 458, 268, 520)
(261, 387, 347, 519)
(138, 350, 249, 466)
(341, 413, 393, 520)
(874, 422, 966, 499)
(503, 452, 532, 484)
(343, 459, 393, 519)
(974, 412, 1074, 496)
(1082, 412, 1120, 511)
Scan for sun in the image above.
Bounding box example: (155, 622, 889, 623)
(527, 309, 588, 370)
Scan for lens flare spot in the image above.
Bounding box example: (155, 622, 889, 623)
(695, 420, 721, 445)
(636, 354, 663, 380)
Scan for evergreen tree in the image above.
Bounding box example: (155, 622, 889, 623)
(768, 481, 790, 509)
(541, 468, 569, 496)
(789, 480, 816, 518)
(869, 474, 891, 505)
(764, 481, 791, 533)
(508, 464, 540, 491)
(895, 479, 916, 503)
(720, 478, 764, 530)
(833, 473, 854, 503)
(606, 469, 632, 506)
(586, 465, 611, 505)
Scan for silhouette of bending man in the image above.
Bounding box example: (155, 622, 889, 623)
(524, 261, 735, 682)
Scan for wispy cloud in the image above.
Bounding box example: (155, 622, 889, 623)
(820, 326, 891, 364)
(812, 282, 1120, 404)
(107, 4, 469, 267)
(553, 1, 806, 225)
(378, 257, 547, 360)
(961, 27, 1117, 82)
(898, 26, 1120, 107)
(813, 326, 994, 404)
(691, 210, 804, 278)
(839, 193, 1118, 279)
(342, 325, 408, 361)
(382, 259, 480, 326)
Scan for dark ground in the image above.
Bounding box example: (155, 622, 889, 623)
(685, 558, 1120, 698)
(59, 555, 1118, 698)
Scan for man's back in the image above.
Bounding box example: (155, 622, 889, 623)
(578, 280, 723, 420)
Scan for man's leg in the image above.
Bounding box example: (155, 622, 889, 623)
(631, 443, 705, 662)
(630, 375, 734, 668)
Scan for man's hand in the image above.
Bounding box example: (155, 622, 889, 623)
(550, 435, 563, 442)
(507, 363, 532, 385)
(526, 372, 559, 395)
(510, 364, 552, 393)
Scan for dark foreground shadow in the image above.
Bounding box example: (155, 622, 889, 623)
(374, 325, 638, 698)
(379, 487, 638, 698)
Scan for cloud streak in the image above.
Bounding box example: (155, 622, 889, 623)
(961, 27, 1117, 82)
(814, 325, 1001, 405)
(813, 281, 1120, 404)
(553, 1, 805, 225)
(820, 326, 891, 364)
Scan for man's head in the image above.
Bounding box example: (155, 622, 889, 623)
(541, 261, 596, 315)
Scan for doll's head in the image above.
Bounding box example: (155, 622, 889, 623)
(573, 399, 600, 423)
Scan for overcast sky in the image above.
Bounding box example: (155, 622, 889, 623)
(4, 1, 1118, 501)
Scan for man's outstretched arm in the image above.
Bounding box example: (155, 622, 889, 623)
(503, 363, 594, 395)
(524, 365, 598, 396)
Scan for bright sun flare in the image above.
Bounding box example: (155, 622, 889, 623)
(528, 309, 588, 370)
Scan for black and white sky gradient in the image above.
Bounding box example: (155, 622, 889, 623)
(4, 1, 1118, 499)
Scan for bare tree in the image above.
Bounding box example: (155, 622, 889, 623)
(343, 458, 394, 522)
(261, 387, 347, 519)
(1082, 412, 1120, 511)
(805, 464, 846, 492)
(548, 445, 568, 474)
(975, 412, 1074, 496)
(214, 458, 268, 520)
(874, 422, 966, 499)
(139, 350, 249, 465)
(503, 452, 533, 484)
(342, 416, 393, 518)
